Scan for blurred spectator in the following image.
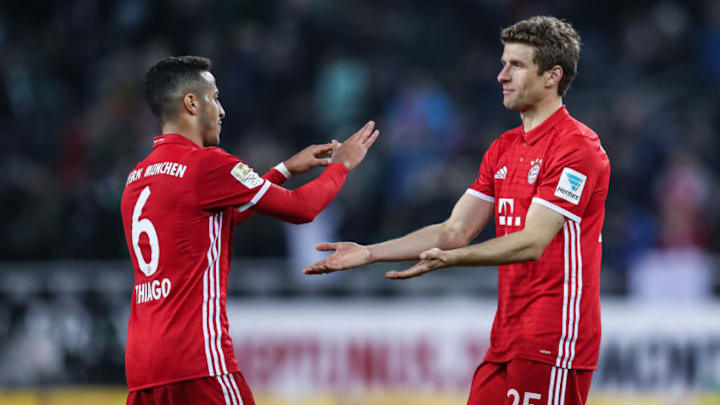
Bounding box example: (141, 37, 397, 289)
(628, 150, 715, 301)
(0, 0, 717, 296)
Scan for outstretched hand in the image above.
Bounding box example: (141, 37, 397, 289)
(384, 247, 453, 280)
(331, 121, 380, 171)
(303, 242, 372, 274)
(284, 143, 334, 175)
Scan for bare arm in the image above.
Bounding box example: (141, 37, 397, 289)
(370, 194, 494, 261)
(385, 202, 565, 279)
(303, 193, 494, 274)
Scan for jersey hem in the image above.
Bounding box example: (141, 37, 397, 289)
(465, 188, 495, 203)
(128, 367, 241, 392)
(483, 353, 596, 371)
(531, 197, 582, 223)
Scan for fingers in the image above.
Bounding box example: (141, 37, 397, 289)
(348, 121, 374, 143)
(311, 144, 333, 166)
(363, 129, 380, 148)
(361, 121, 375, 142)
(384, 270, 406, 279)
(385, 268, 423, 279)
(312, 143, 334, 157)
(315, 242, 338, 251)
(303, 263, 330, 274)
(384, 262, 430, 280)
(385, 258, 443, 280)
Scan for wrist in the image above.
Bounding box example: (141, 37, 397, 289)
(365, 245, 377, 264)
(276, 162, 293, 178)
(327, 162, 349, 174)
(443, 249, 459, 266)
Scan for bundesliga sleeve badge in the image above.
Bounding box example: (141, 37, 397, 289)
(231, 162, 264, 189)
(554, 167, 586, 205)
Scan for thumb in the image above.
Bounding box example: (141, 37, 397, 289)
(419, 248, 440, 260)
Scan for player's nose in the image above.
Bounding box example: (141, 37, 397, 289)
(497, 65, 510, 83)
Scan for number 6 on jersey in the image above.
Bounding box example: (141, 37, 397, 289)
(132, 186, 160, 276)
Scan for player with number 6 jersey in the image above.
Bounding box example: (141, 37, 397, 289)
(121, 56, 378, 405)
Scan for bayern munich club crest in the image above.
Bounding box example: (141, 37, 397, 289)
(527, 158, 542, 184)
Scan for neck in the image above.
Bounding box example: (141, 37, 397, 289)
(161, 119, 203, 147)
(520, 95, 563, 132)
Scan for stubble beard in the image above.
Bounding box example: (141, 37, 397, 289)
(199, 104, 220, 147)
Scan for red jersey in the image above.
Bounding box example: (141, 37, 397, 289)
(467, 106, 610, 370)
(120, 134, 348, 391)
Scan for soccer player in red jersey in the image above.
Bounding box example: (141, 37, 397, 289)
(120, 56, 378, 405)
(304, 17, 609, 405)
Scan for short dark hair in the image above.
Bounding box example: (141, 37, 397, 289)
(144, 56, 212, 120)
(501, 16, 581, 96)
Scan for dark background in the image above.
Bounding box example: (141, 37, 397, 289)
(0, 0, 719, 388)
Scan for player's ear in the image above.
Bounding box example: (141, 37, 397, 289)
(182, 93, 200, 115)
(545, 65, 563, 89)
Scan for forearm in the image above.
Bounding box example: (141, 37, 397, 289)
(253, 163, 348, 224)
(369, 222, 468, 262)
(445, 230, 544, 267)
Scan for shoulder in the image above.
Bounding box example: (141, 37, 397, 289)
(489, 126, 522, 153)
(189, 146, 243, 166)
(192, 145, 235, 159)
(551, 116, 608, 162)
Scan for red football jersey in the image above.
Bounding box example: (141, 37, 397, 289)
(120, 134, 347, 391)
(467, 106, 610, 370)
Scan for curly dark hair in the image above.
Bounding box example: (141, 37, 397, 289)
(501, 16, 581, 97)
(144, 55, 212, 120)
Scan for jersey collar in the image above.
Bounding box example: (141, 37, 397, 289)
(152, 134, 200, 148)
(521, 105, 570, 145)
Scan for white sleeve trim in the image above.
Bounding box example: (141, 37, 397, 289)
(237, 180, 272, 213)
(274, 162, 292, 179)
(532, 197, 582, 223)
(465, 189, 495, 203)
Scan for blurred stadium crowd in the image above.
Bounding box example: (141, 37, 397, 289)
(2, 1, 720, 288)
(2, 0, 720, 394)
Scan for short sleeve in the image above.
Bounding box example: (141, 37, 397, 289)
(532, 139, 605, 223)
(466, 141, 497, 204)
(194, 148, 271, 211)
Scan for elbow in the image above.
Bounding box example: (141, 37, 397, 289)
(526, 246, 545, 261)
(289, 210, 317, 224)
(524, 239, 551, 261)
(440, 223, 474, 250)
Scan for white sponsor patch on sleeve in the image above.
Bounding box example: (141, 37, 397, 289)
(554, 167, 587, 205)
(231, 162, 264, 189)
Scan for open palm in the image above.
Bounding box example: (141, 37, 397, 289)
(303, 242, 371, 274)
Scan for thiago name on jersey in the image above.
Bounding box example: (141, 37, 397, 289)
(135, 278, 172, 304)
(126, 161, 188, 185)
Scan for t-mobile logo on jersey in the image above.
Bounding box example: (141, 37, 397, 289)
(498, 198, 522, 227)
